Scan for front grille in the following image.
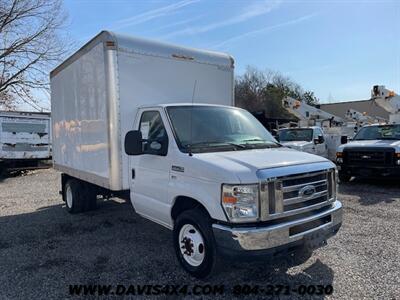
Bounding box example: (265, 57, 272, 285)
(261, 169, 335, 221)
(344, 148, 394, 166)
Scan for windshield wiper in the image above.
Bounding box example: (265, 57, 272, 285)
(184, 141, 246, 150)
(240, 138, 282, 147)
(240, 138, 267, 142)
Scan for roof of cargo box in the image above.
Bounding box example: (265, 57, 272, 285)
(50, 31, 234, 78)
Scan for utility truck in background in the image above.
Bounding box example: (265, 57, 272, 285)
(51, 31, 342, 278)
(282, 96, 354, 160)
(0, 110, 51, 174)
(336, 85, 400, 181)
(344, 109, 386, 127)
(277, 126, 328, 158)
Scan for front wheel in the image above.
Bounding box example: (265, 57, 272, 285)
(173, 209, 220, 278)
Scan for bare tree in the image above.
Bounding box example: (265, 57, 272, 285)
(235, 66, 319, 119)
(0, 0, 70, 110)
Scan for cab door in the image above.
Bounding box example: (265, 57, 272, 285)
(128, 108, 172, 227)
(314, 128, 328, 158)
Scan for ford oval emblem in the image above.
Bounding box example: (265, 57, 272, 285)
(299, 185, 316, 199)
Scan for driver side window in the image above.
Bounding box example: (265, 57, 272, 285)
(139, 111, 168, 155)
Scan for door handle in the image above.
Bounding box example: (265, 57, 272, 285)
(131, 169, 135, 179)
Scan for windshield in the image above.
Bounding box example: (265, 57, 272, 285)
(166, 106, 278, 153)
(278, 128, 313, 142)
(353, 124, 400, 140)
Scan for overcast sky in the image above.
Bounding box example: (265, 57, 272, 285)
(62, 0, 399, 103)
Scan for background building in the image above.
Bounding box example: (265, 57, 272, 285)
(319, 99, 389, 120)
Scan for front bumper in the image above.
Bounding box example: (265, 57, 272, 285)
(338, 164, 400, 177)
(212, 201, 342, 257)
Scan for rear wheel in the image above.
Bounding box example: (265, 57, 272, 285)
(63, 178, 97, 213)
(338, 172, 351, 182)
(173, 209, 220, 278)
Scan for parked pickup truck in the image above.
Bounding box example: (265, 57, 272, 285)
(336, 123, 400, 181)
(278, 126, 328, 158)
(51, 31, 342, 278)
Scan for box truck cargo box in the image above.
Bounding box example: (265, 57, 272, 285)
(51, 31, 234, 191)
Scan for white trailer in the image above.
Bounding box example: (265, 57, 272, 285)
(51, 31, 342, 278)
(0, 110, 51, 172)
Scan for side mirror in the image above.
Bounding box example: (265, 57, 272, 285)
(318, 135, 324, 144)
(341, 135, 348, 144)
(124, 130, 143, 155)
(314, 135, 324, 144)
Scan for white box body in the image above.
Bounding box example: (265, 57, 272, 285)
(50, 31, 234, 191)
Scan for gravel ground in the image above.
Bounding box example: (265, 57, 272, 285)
(0, 168, 399, 299)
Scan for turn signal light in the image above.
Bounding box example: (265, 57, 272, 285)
(222, 196, 237, 204)
(336, 152, 343, 158)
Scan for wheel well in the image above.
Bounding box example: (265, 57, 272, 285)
(171, 196, 209, 220)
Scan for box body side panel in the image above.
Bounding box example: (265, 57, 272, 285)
(51, 43, 112, 188)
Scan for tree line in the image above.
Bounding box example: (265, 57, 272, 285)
(0, 1, 318, 116)
(235, 67, 319, 119)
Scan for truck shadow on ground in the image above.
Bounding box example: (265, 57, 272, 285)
(0, 199, 333, 299)
(339, 178, 400, 205)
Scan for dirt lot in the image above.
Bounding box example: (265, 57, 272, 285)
(0, 168, 399, 299)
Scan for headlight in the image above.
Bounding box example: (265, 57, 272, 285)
(396, 153, 400, 165)
(221, 184, 259, 222)
(336, 152, 343, 163)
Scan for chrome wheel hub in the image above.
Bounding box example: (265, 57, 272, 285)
(178, 224, 205, 266)
(66, 184, 73, 208)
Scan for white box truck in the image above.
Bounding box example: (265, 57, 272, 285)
(51, 31, 342, 278)
(0, 110, 51, 174)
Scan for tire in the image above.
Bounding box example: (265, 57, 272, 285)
(338, 172, 351, 182)
(82, 183, 98, 211)
(0, 162, 4, 178)
(173, 208, 220, 278)
(63, 179, 97, 213)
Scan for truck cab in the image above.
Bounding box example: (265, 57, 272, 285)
(336, 123, 400, 181)
(278, 126, 328, 158)
(125, 104, 342, 277)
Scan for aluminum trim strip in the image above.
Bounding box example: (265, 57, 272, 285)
(268, 198, 334, 220)
(282, 179, 327, 192)
(54, 163, 111, 190)
(284, 191, 328, 205)
(256, 161, 334, 181)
